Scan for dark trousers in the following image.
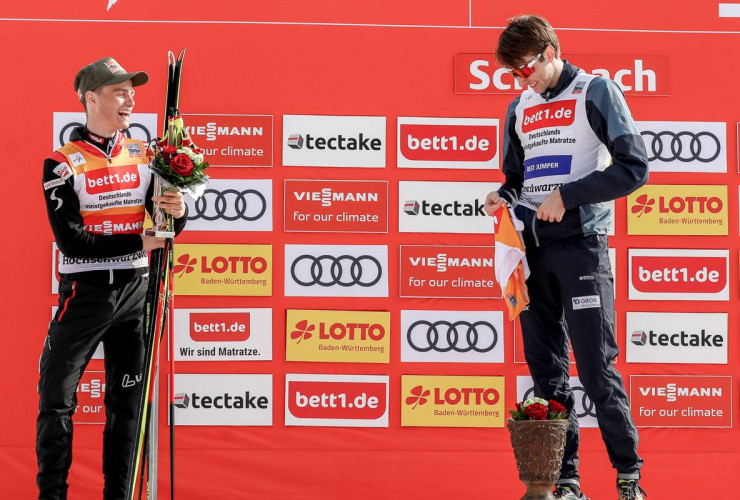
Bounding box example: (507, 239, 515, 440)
(37, 275, 147, 500)
(519, 235, 642, 485)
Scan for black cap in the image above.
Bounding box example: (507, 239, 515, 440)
(74, 57, 149, 101)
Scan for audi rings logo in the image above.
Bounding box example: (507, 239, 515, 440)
(291, 255, 382, 287)
(58, 121, 153, 147)
(407, 321, 498, 353)
(189, 189, 267, 222)
(523, 386, 596, 419)
(641, 131, 721, 163)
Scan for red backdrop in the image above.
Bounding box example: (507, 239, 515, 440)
(1, 1, 739, 498)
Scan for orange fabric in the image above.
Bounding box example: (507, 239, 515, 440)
(493, 206, 529, 320)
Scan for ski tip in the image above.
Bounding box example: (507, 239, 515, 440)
(178, 47, 187, 60)
(168, 51, 176, 64)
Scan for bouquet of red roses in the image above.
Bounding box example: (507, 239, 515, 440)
(509, 397, 568, 421)
(148, 114, 209, 199)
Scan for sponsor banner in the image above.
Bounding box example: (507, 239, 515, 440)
(181, 114, 273, 167)
(399, 245, 499, 298)
(637, 121, 726, 173)
(396, 117, 499, 169)
(285, 374, 389, 427)
(173, 374, 272, 426)
(517, 376, 598, 428)
(398, 181, 499, 234)
(454, 54, 669, 96)
(174, 244, 272, 296)
(400, 310, 504, 363)
(285, 244, 388, 297)
(284, 179, 388, 233)
(286, 310, 390, 363)
(630, 375, 732, 428)
(627, 184, 728, 235)
(626, 312, 727, 364)
(53, 112, 157, 150)
(628, 249, 729, 301)
(282, 115, 386, 168)
(521, 101, 577, 133)
(51, 307, 104, 359)
(174, 308, 272, 361)
(74, 371, 106, 424)
(185, 178, 273, 232)
(401, 375, 504, 428)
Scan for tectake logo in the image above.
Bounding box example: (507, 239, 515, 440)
(285, 374, 389, 427)
(398, 181, 499, 234)
(627, 185, 728, 236)
(173, 374, 272, 426)
(626, 312, 727, 364)
(397, 117, 499, 169)
(284, 179, 388, 233)
(454, 54, 669, 96)
(401, 375, 505, 428)
(630, 375, 732, 428)
(628, 249, 728, 301)
(282, 115, 386, 168)
(84, 165, 140, 195)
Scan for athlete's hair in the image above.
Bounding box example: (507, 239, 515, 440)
(496, 15, 561, 68)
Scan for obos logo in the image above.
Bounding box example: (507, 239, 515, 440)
(636, 121, 726, 173)
(517, 376, 598, 428)
(173, 374, 272, 426)
(628, 249, 728, 301)
(397, 117, 499, 169)
(400, 310, 504, 363)
(400, 245, 499, 298)
(401, 375, 505, 427)
(173, 308, 273, 361)
(284, 244, 388, 298)
(75, 371, 106, 424)
(399, 181, 499, 234)
(285, 374, 389, 427)
(284, 179, 388, 233)
(53, 112, 156, 150)
(627, 185, 728, 235)
(454, 54, 669, 96)
(286, 309, 390, 363)
(181, 114, 273, 167)
(185, 178, 273, 232)
(625, 312, 727, 364)
(174, 244, 272, 296)
(630, 375, 732, 428)
(282, 115, 386, 168)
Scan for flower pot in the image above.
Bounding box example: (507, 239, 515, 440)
(507, 419, 569, 500)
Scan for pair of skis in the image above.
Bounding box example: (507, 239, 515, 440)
(126, 48, 186, 500)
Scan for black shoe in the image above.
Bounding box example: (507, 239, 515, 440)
(617, 479, 647, 500)
(554, 484, 588, 499)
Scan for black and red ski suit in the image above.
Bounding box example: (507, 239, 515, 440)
(37, 126, 186, 500)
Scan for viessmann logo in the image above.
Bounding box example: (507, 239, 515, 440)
(293, 187, 379, 207)
(285, 374, 389, 427)
(454, 54, 669, 95)
(401, 375, 505, 428)
(397, 117, 499, 169)
(83, 214, 144, 235)
(181, 114, 273, 167)
(627, 185, 727, 236)
(628, 249, 728, 301)
(408, 252, 493, 272)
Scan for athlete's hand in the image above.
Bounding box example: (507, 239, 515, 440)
(154, 190, 187, 219)
(141, 235, 166, 250)
(537, 189, 565, 223)
(485, 191, 506, 216)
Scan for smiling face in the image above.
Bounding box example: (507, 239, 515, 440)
(510, 46, 562, 94)
(85, 79, 135, 137)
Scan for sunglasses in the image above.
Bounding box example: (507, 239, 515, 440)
(506, 52, 543, 79)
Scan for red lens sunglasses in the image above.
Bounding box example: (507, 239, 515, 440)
(507, 52, 543, 79)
